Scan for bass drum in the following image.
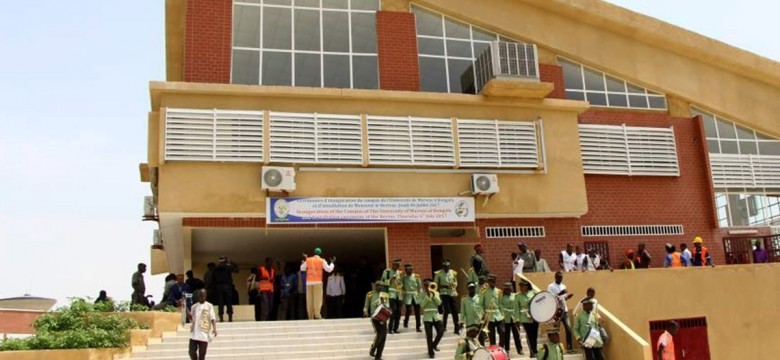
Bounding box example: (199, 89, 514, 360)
(472, 345, 509, 360)
(529, 291, 563, 323)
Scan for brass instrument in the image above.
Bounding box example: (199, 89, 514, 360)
(392, 271, 403, 297)
(429, 282, 438, 292)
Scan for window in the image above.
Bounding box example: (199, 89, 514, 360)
(559, 58, 667, 110)
(412, 5, 523, 94)
(485, 226, 545, 238)
(715, 191, 780, 227)
(692, 107, 780, 156)
(164, 108, 264, 162)
(232, 0, 380, 89)
(578, 124, 679, 176)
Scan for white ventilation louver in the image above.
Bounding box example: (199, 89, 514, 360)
(269, 112, 363, 165)
(457, 120, 540, 168)
(709, 154, 780, 188)
(165, 108, 264, 162)
(366, 116, 454, 166)
(579, 124, 679, 176)
(485, 226, 545, 238)
(581, 225, 684, 237)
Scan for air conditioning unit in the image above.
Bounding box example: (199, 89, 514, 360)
(143, 196, 157, 220)
(261, 166, 296, 192)
(152, 229, 163, 249)
(471, 174, 499, 195)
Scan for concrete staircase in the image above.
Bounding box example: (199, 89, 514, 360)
(126, 318, 583, 360)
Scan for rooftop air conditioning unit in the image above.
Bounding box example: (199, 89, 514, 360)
(470, 41, 539, 94)
(471, 174, 499, 195)
(143, 196, 157, 220)
(261, 166, 296, 192)
(152, 229, 163, 249)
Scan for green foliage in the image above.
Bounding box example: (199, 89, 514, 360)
(0, 298, 145, 351)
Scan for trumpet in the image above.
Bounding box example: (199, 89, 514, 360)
(429, 282, 438, 292)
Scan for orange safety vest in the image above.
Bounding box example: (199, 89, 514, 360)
(305, 256, 324, 283)
(694, 247, 709, 266)
(657, 331, 675, 360)
(259, 266, 275, 292)
(670, 252, 683, 268)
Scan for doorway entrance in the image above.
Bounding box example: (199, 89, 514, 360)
(430, 244, 475, 297)
(650, 317, 711, 360)
(723, 234, 780, 264)
(191, 227, 386, 318)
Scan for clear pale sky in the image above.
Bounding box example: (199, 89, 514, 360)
(0, 0, 777, 307)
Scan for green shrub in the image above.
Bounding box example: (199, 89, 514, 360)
(0, 298, 142, 351)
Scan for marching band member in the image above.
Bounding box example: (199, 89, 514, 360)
(516, 279, 539, 358)
(470, 244, 490, 285)
(420, 278, 444, 358)
(402, 264, 423, 332)
(458, 282, 483, 336)
(479, 274, 504, 346)
(381, 259, 403, 334)
(538, 329, 566, 360)
(364, 281, 389, 360)
(453, 325, 482, 360)
(434, 259, 460, 334)
(500, 282, 523, 356)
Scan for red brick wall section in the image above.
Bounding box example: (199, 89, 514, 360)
(376, 11, 420, 91)
(578, 110, 721, 266)
(184, 0, 232, 83)
(0, 310, 42, 334)
(539, 64, 566, 99)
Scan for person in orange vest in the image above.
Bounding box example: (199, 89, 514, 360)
(691, 237, 715, 267)
(258, 257, 275, 321)
(300, 247, 335, 319)
(663, 244, 688, 268)
(657, 320, 678, 360)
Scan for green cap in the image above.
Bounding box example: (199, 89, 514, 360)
(314, 247, 322, 255)
(392, 258, 402, 265)
(442, 259, 451, 266)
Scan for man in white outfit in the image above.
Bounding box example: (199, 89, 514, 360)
(189, 289, 217, 360)
(559, 244, 577, 272)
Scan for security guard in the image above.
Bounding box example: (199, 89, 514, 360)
(420, 278, 444, 358)
(363, 281, 389, 360)
(381, 258, 403, 333)
(500, 282, 523, 356)
(479, 274, 504, 346)
(402, 263, 423, 332)
(433, 259, 460, 334)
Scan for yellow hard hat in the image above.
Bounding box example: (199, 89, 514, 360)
(692, 236, 703, 244)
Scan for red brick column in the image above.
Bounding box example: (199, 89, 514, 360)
(184, 0, 232, 83)
(376, 11, 420, 91)
(539, 64, 566, 99)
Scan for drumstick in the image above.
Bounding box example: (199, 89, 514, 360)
(460, 268, 470, 278)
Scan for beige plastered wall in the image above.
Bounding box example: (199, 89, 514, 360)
(526, 264, 780, 360)
(150, 84, 589, 217)
(414, 0, 780, 138)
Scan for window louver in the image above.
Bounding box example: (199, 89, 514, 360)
(269, 112, 362, 165)
(165, 108, 264, 162)
(709, 153, 780, 188)
(579, 124, 679, 176)
(366, 116, 454, 166)
(458, 120, 539, 168)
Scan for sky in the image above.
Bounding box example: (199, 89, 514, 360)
(0, 0, 777, 308)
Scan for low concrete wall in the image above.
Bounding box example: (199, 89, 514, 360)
(526, 264, 780, 360)
(123, 312, 180, 338)
(0, 310, 44, 334)
(0, 348, 128, 360)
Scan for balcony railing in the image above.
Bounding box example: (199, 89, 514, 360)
(467, 41, 539, 94)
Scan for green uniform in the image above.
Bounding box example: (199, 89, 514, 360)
(363, 290, 389, 315)
(574, 311, 603, 348)
(381, 268, 402, 300)
(500, 292, 519, 324)
(479, 287, 504, 322)
(466, 268, 479, 286)
(402, 273, 422, 305)
(454, 337, 481, 360)
(433, 269, 458, 297)
(538, 342, 565, 360)
(459, 294, 483, 327)
(516, 289, 537, 323)
(418, 291, 442, 322)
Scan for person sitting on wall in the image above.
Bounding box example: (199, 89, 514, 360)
(620, 249, 636, 270)
(534, 250, 552, 273)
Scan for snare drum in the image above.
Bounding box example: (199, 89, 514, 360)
(472, 345, 509, 360)
(529, 291, 564, 323)
(371, 304, 392, 322)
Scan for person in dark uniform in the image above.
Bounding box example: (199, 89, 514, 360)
(364, 281, 389, 360)
(470, 244, 490, 285)
(212, 256, 238, 322)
